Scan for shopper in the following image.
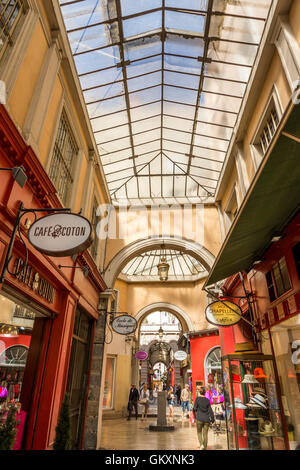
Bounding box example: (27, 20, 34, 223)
(193, 386, 215, 450)
(181, 384, 190, 419)
(153, 385, 158, 405)
(127, 384, 139, 420)
(140, 384, 150, 421)
(176, 385, 181, 405)
(167, 386, 175, 423)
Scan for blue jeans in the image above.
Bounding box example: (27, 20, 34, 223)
(182, 401, 190, 412)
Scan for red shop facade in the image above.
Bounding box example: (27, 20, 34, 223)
(0, 105, 106, 450)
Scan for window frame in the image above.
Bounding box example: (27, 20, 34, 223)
(0, 0, 28, 61)
(266, 256, 292, 303)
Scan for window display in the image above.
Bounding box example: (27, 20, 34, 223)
(103, 356, 116, 409)
(270, 314, 300, 450)
(222, 352, 287, 450)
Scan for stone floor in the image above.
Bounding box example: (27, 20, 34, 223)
(100, 411, 228, 451)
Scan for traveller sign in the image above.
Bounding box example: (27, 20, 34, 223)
(136, 350, 148, 360)
(205, 300, 242, 327)
(111, 315, 137, 335)
(28, 213, 93, 257)
(174, 350, 187, 361)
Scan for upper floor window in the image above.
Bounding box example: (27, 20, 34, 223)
(259, 109, 279, 155)
(0, 0, 25, 56)
(266, 257, 291, 303)
(49, 110, 78, 206)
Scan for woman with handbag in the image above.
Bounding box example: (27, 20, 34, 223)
(140, 384, 150, 421)
(167, 386, 175, 424)
(193, 387, 215, 450)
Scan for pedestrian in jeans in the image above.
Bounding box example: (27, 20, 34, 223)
(127, 384, 139, 420)
(181, 384, 190, 419)
(193, 386, 215, 450)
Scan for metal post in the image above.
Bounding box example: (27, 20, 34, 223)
(0, 202, 23, 283)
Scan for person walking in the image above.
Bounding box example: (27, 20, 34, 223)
(167, 386, 175, 424)
(193, 386, 215, 450)
(181, 384, 190, 419)
(176, 385, 181, 405)
(127, 384, 140, 420)
(140, 384, 150, 421)
(153, 385, 158, 405)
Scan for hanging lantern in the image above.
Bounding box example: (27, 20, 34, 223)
(157, 257, 170, 281)
(158, 326, 164, 339)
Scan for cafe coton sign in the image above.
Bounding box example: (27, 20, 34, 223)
(28, 213, 93, 257)
(205, 300, 242, 327)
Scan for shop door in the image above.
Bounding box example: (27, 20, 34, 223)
(66, 309, 92, 450)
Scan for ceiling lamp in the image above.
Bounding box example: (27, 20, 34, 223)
(157, 256, 170, 281)
(158, 326, 164, 339)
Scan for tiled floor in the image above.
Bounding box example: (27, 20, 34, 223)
(100, 413, 228, 450)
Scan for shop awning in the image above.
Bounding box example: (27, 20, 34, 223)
(204, 102, 300, 287)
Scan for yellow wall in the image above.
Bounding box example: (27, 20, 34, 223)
(8, 20, 48, 129)
(114, 355, 131, 413)
(290, 0, 300, 47)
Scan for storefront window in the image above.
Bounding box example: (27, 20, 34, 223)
(271, 314, 300, 450)
(103, 357, 116, 409)
(0, 293, 37, 449)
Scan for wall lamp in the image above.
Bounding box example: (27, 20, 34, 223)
(0, 166, 27, 188)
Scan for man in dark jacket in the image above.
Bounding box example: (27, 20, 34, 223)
(127, 384, 140, 420)
(193, 387, 215, 450)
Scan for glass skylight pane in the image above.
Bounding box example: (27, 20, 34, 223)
(129, 86, 161, 108)
(200, 92, 241, 113)
(99, 136, 131, 154)
(165, 54, 202, 75)
(163, 115, 193, 133)
(123, 11, 161, 39)
(138, 177, 150, 198)
(79, 67, 123, 89)
(69, 24, 119, 54)
(135, 152, 160, 167)
(105, 159, 134, 174)
(163, 176, 174, 196)
(203, 77, 246, 98)
(126, 179, 139, 198)
(121, 0, 162, 17)
(91, 110, 128, 133)
(106, 167, 135, 182)
(60, 0, 108, 31)
(74, 48, 120, 75)
(87, 94, 126, 117)
(165, 0, 207, 10)
(210, 15, 265, 44)
(163, 140, 190, 154)
(165, 34, 204, 58)
(191, 157, 223, 172)
(131, 101, 161, 120)
(133, 128, 161, 146)
(213, 0, 271, 19)
(208, 40, 257, 67)
(164, 85, 197, 105)
(126, 56, 162, 78)
(131, 116, 161, 134)
(205, 62, 251, 82)
(164, 150, 189, 165)
(197, 108, 237, 127)
(189, 166, 220, 181)
(164, 70, 200, 90)
(192, 146, 225, 162)
(124, 36, 162, 61)
(127, 71, 161, 92)
(164, 101, 196, 120)
(83, 81, 124, 103)
(95, 124, 130, 142)
(163, 128, 191, 145)
(196, 122, 231, 140)
(135, 141, 160, 155)
(165, 11, 206, 35)
(101, 147, 132, 163)
(193, 135, 228, 152)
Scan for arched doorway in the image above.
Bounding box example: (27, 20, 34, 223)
(205, 347, 222, 389)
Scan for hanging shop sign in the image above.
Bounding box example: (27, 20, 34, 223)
(174, 350, 187, 361)
(111, 315, 137, 335)
(28, 213, 93, 257)
(136, 350, 148, 361)
(205, 300, 242, 327)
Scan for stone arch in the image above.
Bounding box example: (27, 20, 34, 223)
(104, 236, 215, 288)
(135, 302, 194, 333)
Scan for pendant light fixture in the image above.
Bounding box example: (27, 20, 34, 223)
(157, 245, 170, 281)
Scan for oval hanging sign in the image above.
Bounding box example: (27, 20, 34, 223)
(136, 350, 148, 361)
(174, 350, 187, 361)
(111, 315, 137, 335)
(205, 300, 242, 327)
(28, 213, 93, 257)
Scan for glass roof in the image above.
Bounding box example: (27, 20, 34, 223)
(60, 0, 272, 205)
(119, 249, 207, 281)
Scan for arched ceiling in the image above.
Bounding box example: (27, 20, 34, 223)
(60, 0, 272, 205)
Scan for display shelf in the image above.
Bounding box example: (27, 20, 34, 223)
(222, 353, 288, 450)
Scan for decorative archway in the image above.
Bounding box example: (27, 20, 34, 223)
(103, 236, 215, 288)
(135, 302, 194, 333)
